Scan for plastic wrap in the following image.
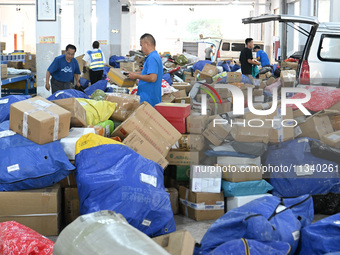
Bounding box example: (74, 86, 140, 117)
(0, 221, 54, 255)
(47, 89, 89, 101)
(105, 93, 140, 122)
(299, 213, 340, 255)
(0, 121, 75, 191)
(74, 134, 176, 237)
(76, 98, 116, 125)
(53, 210, 169, 255)
(222, 180, 273, 197)
(195, 195, 313, 255)
(84, 79, 108, 96)
(0, 95, 31, 123)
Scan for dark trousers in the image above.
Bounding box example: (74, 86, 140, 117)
(89, 69, 104, 85)
(205, 57, 211, 61)
(51, 77, 72, 94)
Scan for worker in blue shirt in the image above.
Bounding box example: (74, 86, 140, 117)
(127, 34, 162, 107)
(83, 41, 106, 85)
(45, 44, 81, 94)
(254, 45, 270, 67)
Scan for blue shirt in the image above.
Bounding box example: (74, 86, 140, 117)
(137, 51, 162, 107)
(256, 50, 270, 67)
(48, 55, 81, 82)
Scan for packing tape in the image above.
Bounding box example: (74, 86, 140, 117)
(22, 101, 59, 141)
(179, 198, 224, 211)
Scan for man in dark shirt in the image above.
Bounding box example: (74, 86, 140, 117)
(239, 38, 260, 82)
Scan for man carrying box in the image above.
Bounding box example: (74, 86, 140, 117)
(127, 34, 162, 107)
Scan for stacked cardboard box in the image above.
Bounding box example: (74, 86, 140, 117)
(0, 42, 5, 52)
(7, 61, 24, 69)
(1, 64, 7, 79)
(162, 82, 191, 104)
(107, 68, 136, 87)
(25, 53, 37, 72)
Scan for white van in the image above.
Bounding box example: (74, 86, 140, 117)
(216, 39, 265, 62)
(243, 15, 340, 87)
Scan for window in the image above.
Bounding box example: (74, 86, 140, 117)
(222, 42, 230, 51)
(232, 43, 245, 52)
(318, 34, 340, 62)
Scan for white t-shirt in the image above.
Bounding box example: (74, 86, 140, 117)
(83, 48, 106, 66)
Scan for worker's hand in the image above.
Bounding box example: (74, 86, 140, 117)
(45, 82, 50, 91)
(126, 72, 138, 80)
(76, 82, 81, 88)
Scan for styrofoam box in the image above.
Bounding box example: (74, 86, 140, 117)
(60, 128, 95, 160)
(217, 156, 261, 166)
(227, 194, 272, 211)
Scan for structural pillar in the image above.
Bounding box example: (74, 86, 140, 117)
(264, 0, 273, 63)
(96, 0, 122, 60)
(286, 3, 295, 56)
(36, 0, 62, 98)
(330, 0, 340, 22)
(280, 0, 288, 60)
(74, 0, 92, 56)
(299, 0, 313, 51)
(121, 5, 130, 56)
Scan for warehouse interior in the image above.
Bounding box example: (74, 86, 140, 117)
(1, 0, 340, 254)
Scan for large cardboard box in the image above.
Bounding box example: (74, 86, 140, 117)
(178, 134, 205, 151)
(174, 97, 191, 104)
(107, 68, 136, 87)
(162, 93, 175, 103)
(281, 61, 298, 70)
(220, 164, 262, 182)
(112, 102, 182, 157)
(123, 130, 169, 169)
(25, 53, 37, 72)
(0, 42, 5, 51)
(227, 72, 242, 83)
(173, 89, 187, 98)
(186, 116, 190, 133)
(52, 97, 87, 127)
(172, 82, 191, 93)
(1, 64, 7, 79)
(165, 188, 179, 214)
(60, 128, 96, 160)
(321, 130, 340, 148)
(230, 123, 271, 144)
(280, 70, 296, 87)
(105, 93, 140, 122)
(166, 150, 205, 166)
(298, 111, 335, 140)
(189, 115, 209, 134)
(209, 100, 232, 115)
(152, 230, 195, 255)
(179, 186, 224, 221)
(176, 165, 190, 181)
(63, 187, 80, 226)
(190, 165, 222, 193)
(120, 62, 136, 72)
(200, 64, 218, 83)
(203, 116, 232, 146)
(75, 54, 90, 81)
(0, 185, 61, 236)
(267, 107, 295, 143)
(10, 96, 71, 145)
(7, 61, 24, 69)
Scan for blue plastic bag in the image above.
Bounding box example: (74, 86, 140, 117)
(102, 66, 111, 79)
(218, 61, 231, 73)
(109, 55, 126, 68)
(47, 89, 89, 101)
(84, 80, 107, 96)
(75, 142, 176, 237)
(231, 64, 241, 72)
(0, 121, 75, 191)
(192, 60, 212, 71)
(299, 213, 340, 255)
(209, 239, 291, 255)
(79, 77, 90, 89)
(163, 73, 173, 86)
(0, 95, 31, 123)
(265, 138, 340, 197)
(241, 74, 253, 84)
(195, 195, 313, 255)
(222, 180, 273, 197)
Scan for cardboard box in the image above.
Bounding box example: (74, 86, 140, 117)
(176, 165, 190, 181)
(227, 72, 242, 83)
(58, 172, 77, 188)
(52, 98, 87, 127)
(185, 76, 195, 83)
(203, 116, 232, 146)
(166, 150, 205, 166)
(209, 101, 232, 115)
(220, 164, 262, 182)
(10, 96, 71, 145)
(281, 61, 298, 70)
(112, 102, 182, 157)
(0, 42, 5, 51)
(25, 53, 37, 72)
(253, 88, 264, 97)
(7, 61, 23, 69)
(179, 186, 224, 221)
(165, 188, 179, 214)
(107, 68, 136, 87)
(120, 62, 136, 72)
(162, 93, 176, 103)
(189, 115, 209, 134)
(226, 194, 272, 211)
(174, 97, 191, 104)
(212, 84, 232, 99)
(60, 128, 96, 160)
(331, 115, 340, 131)
(321, 130, 340, 148)
(173, 89, 187, 98)
(172, 82, 191, 93)
(152, 230, 195, 255)
(267, 107, 295, 143)
(217, 156, 261, 166)
(105, 93, 140, 122)
(298, 111, 335, 140)
(266, 71, 273, 78)
(267, 77, 276, 85)
(200, 64, 218, 83)
(178, 134, 205, 151)
(63, 187, 80, 225)
(190, 165, 222, 193)
(75, 54, 90, 81)
(280, 70, 296, 87)
(186, 116, 190, 133)
(123, 130, 169, 169)
(230, 123, 271, 144)
(0, 185, 61, 236)
(1, 64, 7, 79)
